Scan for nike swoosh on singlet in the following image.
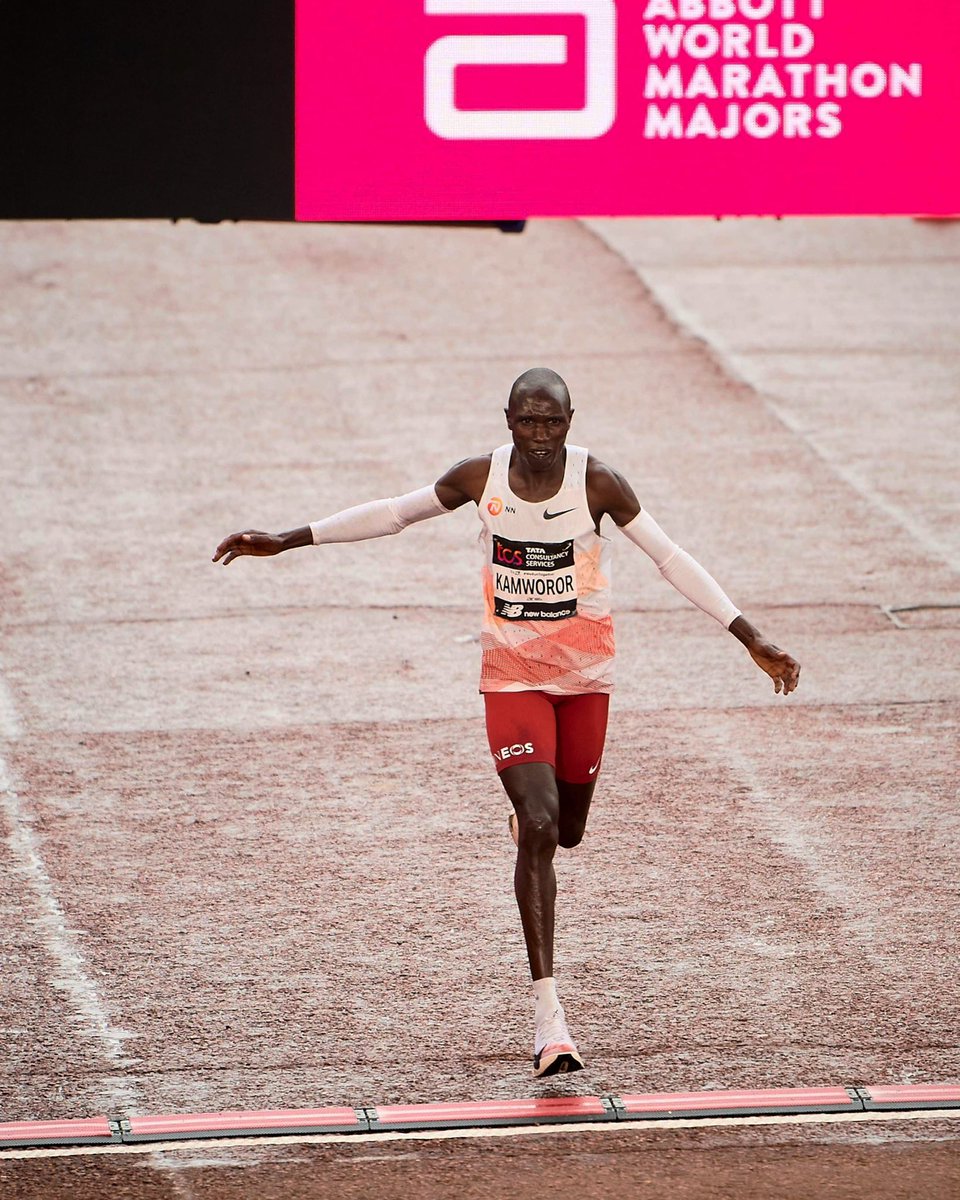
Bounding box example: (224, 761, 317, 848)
(543, 508, 576, 520)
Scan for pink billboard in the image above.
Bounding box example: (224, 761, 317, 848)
(295, 1, 960, 219)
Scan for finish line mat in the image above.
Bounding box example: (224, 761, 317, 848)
(3, 1083, 959, 1149)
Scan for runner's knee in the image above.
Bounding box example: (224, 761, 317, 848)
(557, 819, 585, 850)
(501, 764, 560, 854)
(556, 779, 594, 850)
(516, 808, 560, 855)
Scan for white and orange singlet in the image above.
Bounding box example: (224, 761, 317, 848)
(478, 444, 615, 694)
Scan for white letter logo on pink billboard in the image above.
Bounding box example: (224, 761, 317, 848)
(424, 1, 617, 140)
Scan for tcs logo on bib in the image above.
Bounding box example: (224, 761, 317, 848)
(495, 542, 525, 567)
(424, 1, 617, 141)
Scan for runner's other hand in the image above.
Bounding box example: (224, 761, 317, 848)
(747, 639, 800, 695)
(212, 530, 284, 565)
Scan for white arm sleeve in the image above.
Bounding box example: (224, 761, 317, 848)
(310, 485, 449, 546)
(620, 509, 741, 629)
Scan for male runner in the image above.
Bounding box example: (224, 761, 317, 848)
(213, 367, 800, 1078)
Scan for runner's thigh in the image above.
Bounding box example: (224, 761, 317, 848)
(484, 692, 558, 775)
(554, 693, 610, 784)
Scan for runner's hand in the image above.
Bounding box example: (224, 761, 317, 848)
(212, 530, 284, 566)
(746, 639, 800, 695)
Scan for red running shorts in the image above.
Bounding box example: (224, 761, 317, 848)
(483, 691, 610, 783)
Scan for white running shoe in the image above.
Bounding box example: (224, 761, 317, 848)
(533, 1008, 585, 1078)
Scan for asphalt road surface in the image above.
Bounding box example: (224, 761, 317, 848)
(2, 215, 958, 1197)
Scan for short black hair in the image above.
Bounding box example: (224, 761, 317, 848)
(508, 367, 571, 413)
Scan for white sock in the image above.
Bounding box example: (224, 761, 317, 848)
(533, 976, 561, 1026)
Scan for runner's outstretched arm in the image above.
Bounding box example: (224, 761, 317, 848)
(213, 484, 454, 566)
(212, 457, 492, 565)
(587, 460, 801, 696)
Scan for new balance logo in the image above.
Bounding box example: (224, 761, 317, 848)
(502, 603, 525, 618)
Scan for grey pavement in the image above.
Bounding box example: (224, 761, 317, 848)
(584, 217, 960, 578)
(1, 215, 959, 1197)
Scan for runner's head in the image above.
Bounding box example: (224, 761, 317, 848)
(505, 368, 574, 474)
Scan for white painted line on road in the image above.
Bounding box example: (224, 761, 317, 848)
(760, 393, 960, 578)
(0, 675, 22, 740)
(0, 747, 139, 1115)
(716, 737, 890, 971)
(148, 1148, 202, 1199)
(2, 1105, 958, 1161)
(676, 293, 959, 576)
(581, 228, 960, 579)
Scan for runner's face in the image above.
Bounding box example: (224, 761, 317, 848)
(506, 393, 572, 473)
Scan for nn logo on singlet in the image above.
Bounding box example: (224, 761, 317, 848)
(487, 497, 517, 516)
